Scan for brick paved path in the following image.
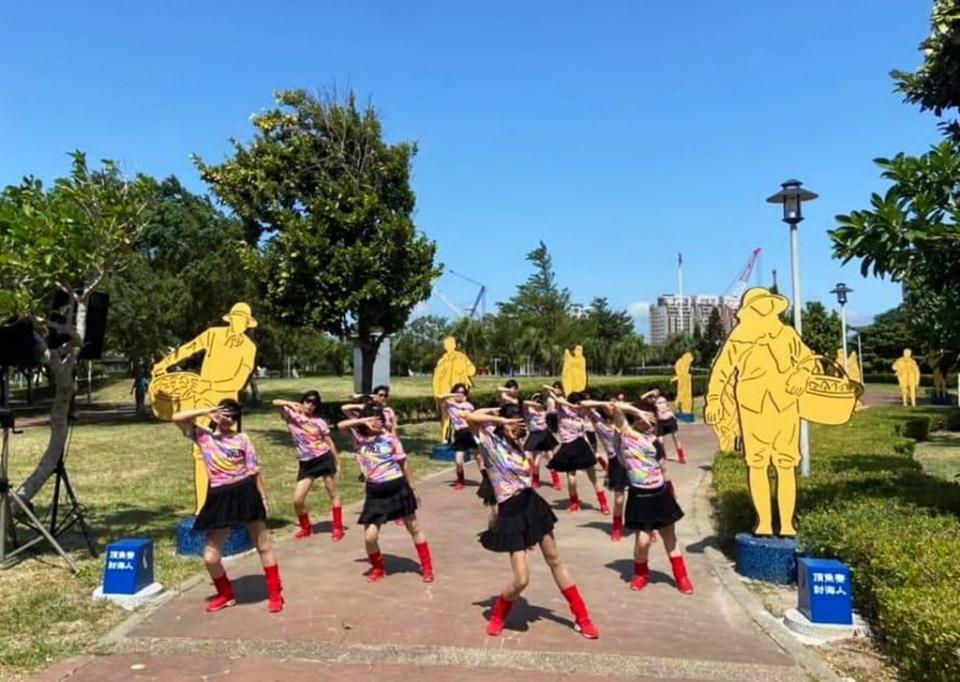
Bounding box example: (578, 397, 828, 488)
(36, 424, 811, 681)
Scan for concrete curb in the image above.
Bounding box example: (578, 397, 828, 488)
(689, 459, 843, 682)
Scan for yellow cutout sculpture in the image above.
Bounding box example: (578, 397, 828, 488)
(927, 351, 948, 400)
(561, 345, 587, 395)
(892, 349, 920, 407)
(704, 288, 859, 538)
(150, 302, 258, 513)
(836, 348, 864, 410)
(672, 351, 694, 414)
(432, 336, 476, 439)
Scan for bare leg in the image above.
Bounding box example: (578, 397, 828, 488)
(657, 523, 681, 558)
(203, 528, 231, 579)
(567, 472, 579, 498)
(502, 550, 531, 600)
(585, 466, 601, 493)
(292, 478, 314, 516)
(403, 513, 427, 544)
(539, 533, 574, 590)
(246, 520, 277, 568)
(365, 523, 381, 556)
(614, 491, 626, 519)
(321, 474, 341, 508)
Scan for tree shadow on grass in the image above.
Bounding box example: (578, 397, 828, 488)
(472, 594, 574, 633)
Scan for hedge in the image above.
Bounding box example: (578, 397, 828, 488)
(712, 407, 960, 682)
(862, 373, 958, 387)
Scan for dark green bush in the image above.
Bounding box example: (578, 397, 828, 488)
(898, 416, 931, 441)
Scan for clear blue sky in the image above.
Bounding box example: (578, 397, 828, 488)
(0, 2, 939, 333)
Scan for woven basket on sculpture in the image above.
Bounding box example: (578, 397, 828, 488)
(798, 357, 863, 426)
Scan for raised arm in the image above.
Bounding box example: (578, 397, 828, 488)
(340, 402, 365, 415)
(337, 416, 379, 433)
(272, 399, 301, 412)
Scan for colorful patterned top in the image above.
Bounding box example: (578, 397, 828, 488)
(189, 426, 259, 488)
(282, 407, 332, 462)
(558, 404, 586, 443)
(446, 400, 474, 431)
(353, 431, 406, 484)
(589, 411, 618, 457)
(477, 424, 531, 503)
(618, 429, 664, 490)
(525, 405, 548, 432)
(655, 396, 675, 421)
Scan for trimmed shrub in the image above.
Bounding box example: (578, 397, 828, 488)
(898, 416, 931, 442)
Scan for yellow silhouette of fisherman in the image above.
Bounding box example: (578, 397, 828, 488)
(672, 351, 694, 415)
(927, 351, 948, 400)
(432, 336, 476, 440)
(892, 349, 921, 407)
(837, 348, 864, 409)
(562, 345, 587, 395)
(150, 302, 258, 512)
(705, 288, 815, 538)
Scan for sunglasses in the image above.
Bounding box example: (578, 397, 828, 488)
(304, 398, 318, 404)
(375, 393, 387, 398)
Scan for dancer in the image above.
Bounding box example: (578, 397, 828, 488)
(543, 382, 564, 490)
(497, 379, 520, 406)
(612, 399, 694, 594)
(522, 394, 559, 489)
(642, 388, 686, 464)
(273, 392, 343, 541)
(582, 399, 626, 541)
(172, 400, 283, 613)
(337, 404, 434, 583)
(544, 386, 609, 515)
(439, 383, 478, 490)
(466, 404, 599, 639)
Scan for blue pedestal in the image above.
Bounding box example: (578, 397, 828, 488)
(103, 538, 154, 595)
(676, 412, 695, 423)
(931, 394, 953, 406)
(430, 444, 458, 462)
(176, 517, 253, 557)
(798, 557, 853, 625)
(735, 533, 798, 584)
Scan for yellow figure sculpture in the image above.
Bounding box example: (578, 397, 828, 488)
(561, 345, 588, 395)
(927, 351, 948, 399)
(432, 336, 476, 439)
(705, 288, 816, 538)
(837, 348, 864, 409)
(892, 349, 921, 407)
(672, 351, 695, 415)
(150, 302, 258, 513)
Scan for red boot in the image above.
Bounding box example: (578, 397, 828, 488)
(677, 447, 687, 464)
(630, 561, 649, 591)
(567, 494, 581, 512)
(454, 468, 465, 490)
(596, 490, 610, 515)
(205, 574, 236, 613)
(597, 457, 608, 472)
(264, 564, 284, 613)
(611, 515, 623, 542)
(294, 513, 312, 540)
(561, 585, 599, 639)
(670, 555, 694, 594)
(415, 541, 434, 583)
(550, 470, 562, 490)
(331, 506, 344, 542)
(367, 551, 386, 582)
(531, 463, 541, 489)
(486, 594, 515, 636)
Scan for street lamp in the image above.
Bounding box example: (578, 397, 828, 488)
(767, 179, 818, 477)
(830, 282, 853, 372)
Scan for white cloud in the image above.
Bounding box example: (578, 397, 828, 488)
(627, 301, 652, 319)
(410, 300, 429, 319)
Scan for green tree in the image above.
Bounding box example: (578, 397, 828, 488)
(197, 89, 440, 391)
(392, 315, 450, 375)
(696, 307, 725, 365)
(582, 297, 633, 374)
(786, 300, 842, 358)
(0, 152, 149, 501)
(855, 306, 927, 374)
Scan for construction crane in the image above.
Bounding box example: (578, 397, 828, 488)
(725, 248, 762, 302)
(447, 269, 487, 320)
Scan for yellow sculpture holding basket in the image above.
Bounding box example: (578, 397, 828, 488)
(798, 356, 863, 426)
(562, 345, 587, 395)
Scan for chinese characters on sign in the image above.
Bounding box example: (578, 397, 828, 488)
(811, 571, 848, 596)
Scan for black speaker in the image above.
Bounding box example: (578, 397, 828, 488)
(0, 318, 40, 367)
(47, 291, 110, 360)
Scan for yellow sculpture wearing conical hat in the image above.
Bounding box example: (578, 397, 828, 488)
(150, 302, 258, 513)
(432, 336, 476, 440)
(562, 345, 587, 395)
(672, 351, 694, 414)
(892, 349, 921, 407)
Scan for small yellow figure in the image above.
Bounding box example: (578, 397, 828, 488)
(150, 302, 258, 513)
(837, 348, 864, 409)
(927, 351, 948, 400)
(561, 344, 587, 395)
(892, 349, 921, 407)
(432, 336, 476, 439)
(672, 351, 694, 415)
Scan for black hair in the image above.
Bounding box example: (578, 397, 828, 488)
(504, 379, 519, 390)
(496, 403, 525, 444)
(552, 380, 563, 390)
(301, 390, 321, 404)
(217, 398, 243, 431)
(566, 391, 584, 404)
(373, 385, 390, 397)
(358, 403, 385, 436)
(626, 399, 658, 432)
(451, 382, 469, 395)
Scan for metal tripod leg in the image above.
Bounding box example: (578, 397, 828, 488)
(0, 488, 78, 572)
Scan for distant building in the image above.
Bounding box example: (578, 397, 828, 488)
(648, 294, 739, 345)
(570, 303, 592, 320)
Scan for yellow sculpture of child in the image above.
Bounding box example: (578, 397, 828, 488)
(561, 345, 587, 395)
(432, 336, 476, 439)
(150, 302, 258, 513)
(892, 349, 921, 407)
(672, 351, 694, 415)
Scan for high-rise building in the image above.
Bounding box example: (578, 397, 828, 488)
(648, 294, 740, 345)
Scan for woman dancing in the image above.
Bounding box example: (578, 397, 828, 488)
(544, 386, 609, 514)
(581, 398, 626, 541)
(642, 388, 686, 464)
(522, 394, 559, 489)
(439, 383, 479, 490)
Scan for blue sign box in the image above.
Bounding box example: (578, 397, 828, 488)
(798, 557, 853, 625)
(176, 517, 252, 556)
(676, 412, 695, 423)
(430, 444, 458, 462)
(103, 538, 154, 595)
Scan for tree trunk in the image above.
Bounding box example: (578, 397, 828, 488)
(360, 344, 377, 394)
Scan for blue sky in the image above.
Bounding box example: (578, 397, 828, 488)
(0, 2, 940, 333)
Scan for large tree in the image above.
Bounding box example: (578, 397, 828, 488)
(581, 297, 633, 374)
(197, 89, 440, 391)
(0, 152, 148, 501)
(791, 300, 843, 359)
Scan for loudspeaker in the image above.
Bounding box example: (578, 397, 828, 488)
(47, 291, 110, 360)
(0, 318, 40, 367)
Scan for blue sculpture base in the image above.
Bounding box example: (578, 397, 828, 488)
(735, 532, 798, 585)
(676, 412, 695, 423)
(176, 517, 253, 557)
(431, 444, 458, 462)
(931, 394, 953, 406)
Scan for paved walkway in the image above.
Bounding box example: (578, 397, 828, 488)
(36, 425, 811, 681)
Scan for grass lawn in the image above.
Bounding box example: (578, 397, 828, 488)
(0, 411, 447, 679)
(914, 431, 960, 483)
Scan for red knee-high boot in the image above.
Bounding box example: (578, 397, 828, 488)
(567, 493, 581, 512)
(294, 513, 312, 540)
(611, 514, 623, 542)
(561, 585, 599, 639)
(677, 447, 687, 464)
(531, 461, 540, 488)
(454, 467, 466, 490)
(331, 506, 344, 541)
(486, 594, 515, 636)
(631, 561, 649, 591)
(415, 541, 434, 583)
(550, 469, 562, 490)
(205, 573, 236, 613)
(596, 489, 610, 515)
(670, 555, 694, 594)
(367, 551, 386, 582)
(264, 564, 284, 613)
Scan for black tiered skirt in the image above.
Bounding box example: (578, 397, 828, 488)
(624, 484, 684, 531)
(451, 428, 479, 451)
(605, 456, 629, 492)
(546, 437, 596, 472)
(194, 477, 266, 531)
(358, 478, 418, 526)
(480, 488, 557, 553)
(477, 469, 497, 507)
(297, 453, 337, 481)
(523, 430, 558, 452)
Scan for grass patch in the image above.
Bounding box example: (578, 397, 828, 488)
(914, 432, 960, 483)
(0, 412, 446, 678)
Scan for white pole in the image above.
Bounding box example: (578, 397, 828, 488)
(677, 256, 685, 336)
(840, 303, 849, 372)
(87, 360, 92, 405)
(790, 224, 810, 476)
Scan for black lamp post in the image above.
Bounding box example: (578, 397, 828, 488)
(830, 282, 853, 371)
